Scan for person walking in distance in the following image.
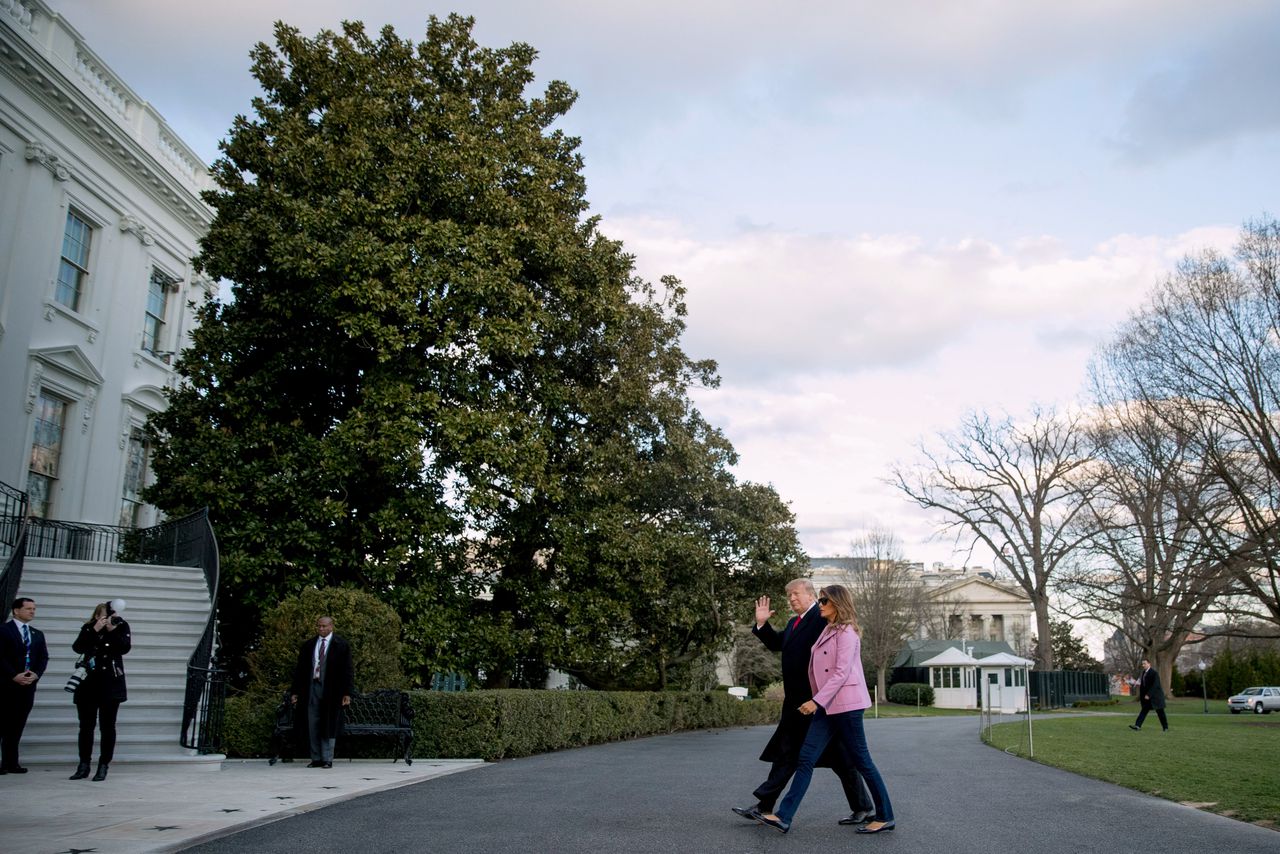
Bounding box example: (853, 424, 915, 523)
(1129, 658, 1168, 732)
(291, 616, 353, 768)
(70, 600, 131, 781)
(1, 598, 49, 774)
(731, 578, 875, 826)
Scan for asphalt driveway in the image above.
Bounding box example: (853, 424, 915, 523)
(183, 714, 1278, 853)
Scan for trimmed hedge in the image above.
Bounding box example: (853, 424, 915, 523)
(223, 689, 782, 761)
(887, 682, 934, 706)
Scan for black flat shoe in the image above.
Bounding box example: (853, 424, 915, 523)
(750, 809, 790, 834)
(839, 811, 872, 825)
(857, 821, 895, 834)
(70, 762, 91, 780)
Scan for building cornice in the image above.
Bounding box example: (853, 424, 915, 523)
(0, 0, 215, 231)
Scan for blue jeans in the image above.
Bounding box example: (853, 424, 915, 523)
(776, 708, 894, 825)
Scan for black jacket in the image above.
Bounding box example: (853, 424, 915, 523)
(72, 619, 131, 704)
(1139, 667, 1166, 710)
(752, 604, 842, 764)
(291, 634, 355, 740)
(0, 619, 49, 695)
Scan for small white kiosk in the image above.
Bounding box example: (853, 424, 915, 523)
(918, 646, 980, 710)
(975, 652, 1035, 714)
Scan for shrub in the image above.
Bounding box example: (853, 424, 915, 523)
(245, 587, 405, 700)
(887, 682, 934, 706)
(221, 688, 782, 760)
(1071, 697, 1120, 708)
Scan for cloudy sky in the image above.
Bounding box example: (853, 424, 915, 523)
(50, 0, 1280, 567)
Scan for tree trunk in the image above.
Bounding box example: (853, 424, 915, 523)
(1034, 601, 1056, 670)
(876, 666, 888, 704)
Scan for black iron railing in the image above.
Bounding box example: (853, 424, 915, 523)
(166, 509, 224, 754)
(0, 481, 225, 754)
(0, 482, 29, 616)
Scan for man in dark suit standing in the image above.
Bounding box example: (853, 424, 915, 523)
(1, 597, 50, 774)
(1129, 658, 1168, 732)
(291, 616, 354, 768)
(732, 579, 874, 825)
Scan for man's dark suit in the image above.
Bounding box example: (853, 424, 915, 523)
(0, 619, 50, 771)
(1133, 666, 1168, 731)
(751, 604, 872, 813)
(291, 633, 354, 762)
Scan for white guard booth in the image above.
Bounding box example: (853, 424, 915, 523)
(975, 652, 1035, 713)
(918, 647, 980, 710)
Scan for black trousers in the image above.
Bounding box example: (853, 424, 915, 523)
(0, 686, 36, 769)
(1134, 704, 1168, 730)
(753, 741, 873, 812)
(77, 699, 122, 763)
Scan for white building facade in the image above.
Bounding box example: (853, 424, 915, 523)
(0, 0, 214, 525)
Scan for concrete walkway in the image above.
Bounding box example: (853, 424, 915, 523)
(2, 757, 483, 854)
(179, 714, 1276, 854)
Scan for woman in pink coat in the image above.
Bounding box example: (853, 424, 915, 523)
(754, 584, 895, 834)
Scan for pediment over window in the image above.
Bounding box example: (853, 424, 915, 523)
(122, 384, 168, 413)
(30, 345, 103, 386)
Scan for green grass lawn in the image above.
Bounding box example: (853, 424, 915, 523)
(985, 703, 1280, 826)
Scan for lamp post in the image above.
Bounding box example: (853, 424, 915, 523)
(1198, 659, 1207, 714)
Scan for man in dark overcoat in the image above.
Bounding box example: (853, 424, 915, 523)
(732, 578, 874, 824)
(291, 615, 354, 768)
(1, 597, 49, 774)
(1128, 658, 1168, 732)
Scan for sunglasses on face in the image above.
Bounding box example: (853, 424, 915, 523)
(818, 596, 830, 605)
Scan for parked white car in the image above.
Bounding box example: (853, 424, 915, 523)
(1227, 686, 1280, 714)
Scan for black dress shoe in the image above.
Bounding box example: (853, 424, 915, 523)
(839, 810, 872, 825)
(322, 762, 333, 769)
(70, 762, 91, 780)
(856, 821, 896, 834)
(750, 809, 790, 834)
(732, 804, 764, 820)
(1128, 724, 1141, 731)
(4, 766, 28, 774)
(307, 760, 324, 768)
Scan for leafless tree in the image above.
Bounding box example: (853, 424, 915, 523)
(891, 407, 1093, 669)
(1058, 394, 1241, 692)
(1100, 217, 1280, 634)
(729, 622, 781, 690)
(839, 528, 930, 701)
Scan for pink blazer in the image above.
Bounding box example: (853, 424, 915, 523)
(808, 624, 871, 714)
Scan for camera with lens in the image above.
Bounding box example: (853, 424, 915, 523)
(110, 615, 123, 626)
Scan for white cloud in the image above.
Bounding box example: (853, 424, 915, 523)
(607, 217, 1239, 564)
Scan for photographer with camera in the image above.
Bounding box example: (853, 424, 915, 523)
(70, 600, 131, 781)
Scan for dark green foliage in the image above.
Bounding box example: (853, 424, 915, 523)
(887, 682, 934, 706)
(245, 587, 404, 699)
(146, 14, 801, 688)
(1035, 620, 1104, 673)
(220, 689, 781, 760)
(1183, 646, 1280, 699)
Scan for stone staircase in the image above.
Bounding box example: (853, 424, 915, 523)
(15, 556, 222, 764)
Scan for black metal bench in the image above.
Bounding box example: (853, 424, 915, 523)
(268, 688, 414, 765)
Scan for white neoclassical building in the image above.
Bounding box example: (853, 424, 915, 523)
(808, 559, 1036, 657)
(0, 0, 215, 526)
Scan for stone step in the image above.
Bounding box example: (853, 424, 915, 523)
(9, 554, 217, 766)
